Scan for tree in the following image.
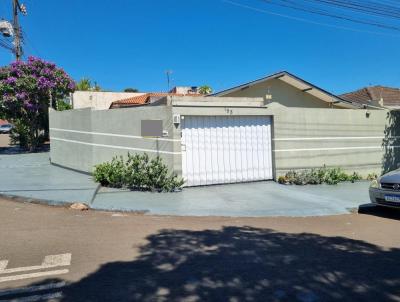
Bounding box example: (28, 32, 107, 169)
(0, 56, 75, 151)
(124, 88, 139, 92)
(76, 78, 102, 91)
(76, 78, 91, 91)
(198, 85, 213, 95)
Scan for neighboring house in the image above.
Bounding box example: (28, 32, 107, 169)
(71, 91, 145, 110)
(213, 71, 360, 109)
(169, 86, 200, 95)
(340, 86, 400, 110)
(73, 87, 201, 110)
(110, 92, 202, 109)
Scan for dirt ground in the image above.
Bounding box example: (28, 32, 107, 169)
(0, 134, 10, 147)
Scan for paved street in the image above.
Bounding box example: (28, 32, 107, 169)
(0, 197, 399, 301)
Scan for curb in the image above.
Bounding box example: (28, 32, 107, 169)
(0, 193, 74, 208)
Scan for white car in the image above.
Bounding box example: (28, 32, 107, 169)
(0, 124, 13, 134)
(369, 170, 400, 208)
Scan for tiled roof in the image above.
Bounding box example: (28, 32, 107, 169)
(340, 86, 400, 108)
(110, 93, 201, 109)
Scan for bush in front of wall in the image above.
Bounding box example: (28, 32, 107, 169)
(279, 166, 363, 185)
(93, 153, 184, 192)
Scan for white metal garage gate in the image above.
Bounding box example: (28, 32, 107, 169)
(181, 115, 273, 186)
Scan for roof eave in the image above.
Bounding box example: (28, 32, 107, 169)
(212, 71, 360, 109)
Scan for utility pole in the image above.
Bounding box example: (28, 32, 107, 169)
(12, 0, 24, 60)
(165, 70, 173, 92)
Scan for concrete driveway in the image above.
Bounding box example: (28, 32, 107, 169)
(0, 152, 371, 217)
(92, 181, 370, 217)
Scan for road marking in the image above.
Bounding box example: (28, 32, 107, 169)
(0, 291, 63, 302)
(0, 269, 69, 283)
(0, 282, 66, 297)
(0, 254, 71, 275)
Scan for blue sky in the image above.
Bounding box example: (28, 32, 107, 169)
(0, 0, 399, 94)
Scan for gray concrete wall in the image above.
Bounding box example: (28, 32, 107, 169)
(170, 97, 391, 178)
(271, 106, 390, 177)
(49, 106, 175, 173)
(50, 96, 393, 180)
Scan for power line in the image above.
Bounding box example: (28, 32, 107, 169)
(259, 0, 400, 32)
(223, 0, 400, 37)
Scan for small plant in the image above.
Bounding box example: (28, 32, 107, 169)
(366, 173, 378, 181)
(277, 176, 287, 184)
(56, 100, 72, 111)
(280, 166, 364, 186)
(93, 153, 184, 192)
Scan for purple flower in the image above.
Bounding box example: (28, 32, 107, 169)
(37, 76, 55, 89)
(68, 82, 76, 90)
(24, 101, 39, 111)
(16, 92, 27, 100)
(4, 77, 17, 85)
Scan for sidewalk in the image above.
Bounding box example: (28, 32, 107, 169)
(0, 152, 371, 216)
(0, 152, 98, 205)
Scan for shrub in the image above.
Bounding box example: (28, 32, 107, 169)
(366, 173, 378, 181)
(277, 176, 287, 184)
(280, 166, 364, 186)
(93, 153, 184, 192)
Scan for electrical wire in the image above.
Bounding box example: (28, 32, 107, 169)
(260, 0, 400, 31)
(223, 0, 400, 37)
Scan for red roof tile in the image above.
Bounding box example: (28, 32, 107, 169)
(340, 86, 400, 107)
(110, 93, 201, 109)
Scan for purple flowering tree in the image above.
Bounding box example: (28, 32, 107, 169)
(0, 57, 75, 151)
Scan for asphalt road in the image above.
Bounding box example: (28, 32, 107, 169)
(0, 197, 399, 302)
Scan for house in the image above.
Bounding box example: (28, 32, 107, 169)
(49, 71, 395, 186)
(213, 71, 360, 109)
(109, 92, 202, 109)
(71, 91, 145, 110)
(72, 87, 202, 110)
(50, 97, 389, 186)
(340, 86, 400, 110)
(0, 119, 8, 126)
(169, 86, 201, 95)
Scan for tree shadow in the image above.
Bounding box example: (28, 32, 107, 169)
(0, 144, 49, 155)
(16, 226, 400, 302)
(382, 111, 400, 174)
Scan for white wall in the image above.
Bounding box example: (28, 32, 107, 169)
(71, 91, 145, 110)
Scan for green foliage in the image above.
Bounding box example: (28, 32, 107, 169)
(366, 173, 378, 181)
(76, 78, 102, 91)
(124, 88, 139, 92)
(0, 57, 75, 151)
(75, 78, 91, 91)
(9, 119, 29, 148)
(93, 153, 184, 192)
(198, 85, 213, 95)
(56, 100, 72, 111)
(279, 166, 363, 185)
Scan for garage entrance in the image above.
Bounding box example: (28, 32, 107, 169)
(181, 116, 273, 186)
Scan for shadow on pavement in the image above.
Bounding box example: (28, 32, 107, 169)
(358, 203, 400, 221)
(0, 144, 49, 155)
(19, 226, 400, 302)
